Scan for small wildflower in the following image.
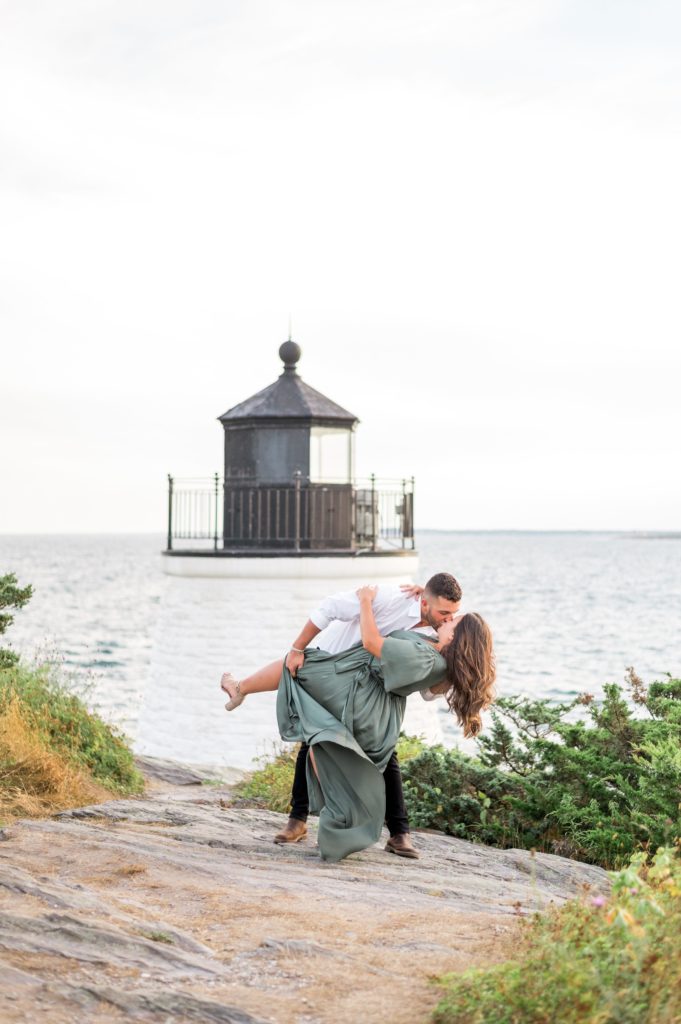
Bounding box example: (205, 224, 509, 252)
(591, 896, 607, 908)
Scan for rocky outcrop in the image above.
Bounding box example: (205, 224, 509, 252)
(0, 764, 609, 1024)
(133, 756, 245, 787)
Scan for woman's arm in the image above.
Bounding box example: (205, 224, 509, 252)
(285, 619, 321, 676)
(357, 585, 385, 657)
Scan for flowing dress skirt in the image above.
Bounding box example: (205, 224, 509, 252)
(276, 645, 407, 861)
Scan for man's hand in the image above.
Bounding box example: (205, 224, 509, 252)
(356, 584, 378, 602)
(285, 649, 305, 677)
(400, 583, 424, 599)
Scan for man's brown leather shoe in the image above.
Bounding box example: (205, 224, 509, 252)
(274, 817, 308, 844)
(385, 833, 420, 859)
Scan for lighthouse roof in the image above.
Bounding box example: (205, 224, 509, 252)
(218, 341, 358, 426)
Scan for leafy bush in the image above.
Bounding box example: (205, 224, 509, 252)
(433, 845, 681, 1024)
(401, 745, 527, 847)
(0, 573, 33, 669)
(402, 671, 681, 868)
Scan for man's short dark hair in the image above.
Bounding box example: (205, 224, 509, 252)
(424, 573, 462, 603)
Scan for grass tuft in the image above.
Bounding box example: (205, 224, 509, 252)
(0, 660, 143, 821)
(0, 695, 113, 818)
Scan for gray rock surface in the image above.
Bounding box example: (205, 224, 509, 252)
(134, 756, 245, 787)
(48, 984, 267, 1023)
(0, 773, 609, 1024)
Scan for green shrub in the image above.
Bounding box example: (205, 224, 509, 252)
(402, 746, 527, 847)
(395, 732, 428, 762)
(233, 743, 300, 813)
(433, 845, 681, 1024)
(402, 672, 681, 868)
(0, 573, 33, 669)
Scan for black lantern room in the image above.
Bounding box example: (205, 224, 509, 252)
(218, 341, 358, 487)
(217, 342, 358, 549)
(165, 340, 415, 556)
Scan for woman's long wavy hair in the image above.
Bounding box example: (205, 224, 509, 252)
(442, 613, 496, 738)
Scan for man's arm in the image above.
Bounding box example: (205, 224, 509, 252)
(309, 585, 405, 632)
(308, 589, 363, 632)
(286, 588, 364, 676)
(286, 584, 407, 676)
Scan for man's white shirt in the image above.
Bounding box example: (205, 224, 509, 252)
(309, 585, 443, 701)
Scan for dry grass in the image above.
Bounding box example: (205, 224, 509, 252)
(0, 695, 113, 819)
(113, 863, 147, 877)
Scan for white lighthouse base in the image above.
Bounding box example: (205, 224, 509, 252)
(136, 552, 443, 771)
(160, 551, 419, 579)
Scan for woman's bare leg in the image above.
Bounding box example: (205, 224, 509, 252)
(239, 660, 284, 695)
(308, 746, 319, 780)
(221, 659, 284, 703)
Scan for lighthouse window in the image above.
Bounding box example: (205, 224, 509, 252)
(310, 427, 353, 483)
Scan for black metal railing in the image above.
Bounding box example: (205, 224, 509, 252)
(165, 474, 415, 552)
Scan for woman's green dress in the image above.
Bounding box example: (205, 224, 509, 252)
(276, 630, 447, 862)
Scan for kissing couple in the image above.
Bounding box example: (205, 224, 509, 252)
(221, 573, 495, 863)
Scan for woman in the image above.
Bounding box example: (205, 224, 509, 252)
(221, 586, 495, 862)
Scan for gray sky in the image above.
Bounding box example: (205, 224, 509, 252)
(2, 0, 680, 532)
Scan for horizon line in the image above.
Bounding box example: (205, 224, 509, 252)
(1, 529, 680, 538)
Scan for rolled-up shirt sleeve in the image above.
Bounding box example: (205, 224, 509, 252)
(309, 589, 361, 630)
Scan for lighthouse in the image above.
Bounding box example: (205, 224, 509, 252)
(137, 341, 442, 769)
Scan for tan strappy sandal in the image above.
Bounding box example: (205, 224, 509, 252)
(220, 672, 245, 711)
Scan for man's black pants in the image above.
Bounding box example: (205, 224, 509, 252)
(289, 743, 410, 837)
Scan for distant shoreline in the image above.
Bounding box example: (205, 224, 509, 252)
(1, 532, 679, 540)
(1, 530, 680, 539)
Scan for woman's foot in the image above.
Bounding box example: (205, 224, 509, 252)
(220, 672, 245, 711)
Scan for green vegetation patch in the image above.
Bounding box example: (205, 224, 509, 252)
(403, 671, 681, 869)
(233, 743, 300, 813)
(0, 572, 33, 669)
(0, 660, 144, 797)
(146, 930, 174, 944)
(0, 571, 143, 819)
(433, 846, 681, 1024)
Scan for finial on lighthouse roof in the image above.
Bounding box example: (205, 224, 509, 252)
(279, 338, 302, 374)
(219, 334, 358, 423)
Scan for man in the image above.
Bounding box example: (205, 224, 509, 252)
(273, 572, 462, 858)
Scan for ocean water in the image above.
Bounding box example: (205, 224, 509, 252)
(1, 532, 680, 746)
